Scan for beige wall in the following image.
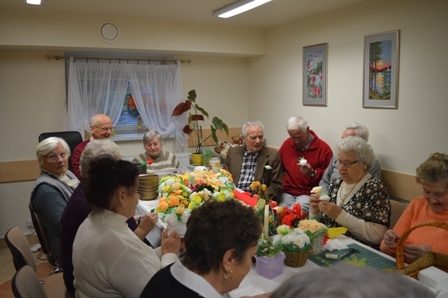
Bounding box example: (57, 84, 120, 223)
(1, 0, 447, 236)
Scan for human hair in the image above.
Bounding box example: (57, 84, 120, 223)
(270, 264, 433, 298)
(182, 199, 262, 275)
(416, 152, 448, 188)
(346, 122, 370, 142)
(80, 139, 122, 178)
(90, 114, 110, 127)
(241, 121, 264, 136)
(84, 156, 139, 210)
(36, 137, 70, 168)
(287, 116, 308, 131)
(336, 136, 375, 170)
(143, 130, 162, 145)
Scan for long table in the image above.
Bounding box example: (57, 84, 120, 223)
(136, 200, 448, 297)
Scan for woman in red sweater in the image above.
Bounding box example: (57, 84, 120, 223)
(380, 152, 448, 264)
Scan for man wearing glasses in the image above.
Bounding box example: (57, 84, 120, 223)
(279, 116, 333, 212)
(223, 120, 283, 202)
(71, 114, 113, 179)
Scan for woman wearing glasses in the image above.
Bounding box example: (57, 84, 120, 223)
(309, 136, 391, 247)
(31, 137, 80, 263)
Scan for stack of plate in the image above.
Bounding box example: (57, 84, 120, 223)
(138, 173, 159, 200)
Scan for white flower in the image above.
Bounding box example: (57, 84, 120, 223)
(164, 213, 178, 226)
(181, 211, 191, 223)
(264, 165, 272, 171)
(299, 157, 307, 166)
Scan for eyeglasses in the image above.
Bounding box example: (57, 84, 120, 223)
(248, 135, 264, 141)
(94, 126, 113, 132)
(336, 160, 359, 168)
(46, 152, 68, 162)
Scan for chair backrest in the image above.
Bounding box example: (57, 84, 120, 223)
(29, 202, 60, 268)
(390, 199, 408, 228)
(38, 131, 83, 171)
(12, 265, 47, 298)
(4, 227, 36, 271)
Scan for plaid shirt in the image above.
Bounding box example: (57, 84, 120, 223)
(237, 150, 259, 191)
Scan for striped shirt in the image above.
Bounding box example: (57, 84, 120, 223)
(133, 150, 179, 170)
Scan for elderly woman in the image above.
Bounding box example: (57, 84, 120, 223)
(381, 152, 448, 264)
(72, 156, 181, 298)
(309, 136, 390, 246)
(140, 199, 262, 298)
(31, 137, 80, 263)
(133, 130, 179, 170)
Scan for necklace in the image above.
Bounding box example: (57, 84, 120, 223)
(338, 181, 360, 207)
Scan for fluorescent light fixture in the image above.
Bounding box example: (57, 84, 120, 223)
(213, 0, 271, 18)
(26, 0, 41, 5)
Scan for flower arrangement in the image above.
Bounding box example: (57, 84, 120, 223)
(276, 203, 308, 228)
(156, 169, 235, 226)
(126, 94, 139, 116)
(171, 90, 229, 154)
(257, 235, 283, 258)
(272, 224, 312, 253)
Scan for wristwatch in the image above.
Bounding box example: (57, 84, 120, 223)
(310, 169, 316, 177)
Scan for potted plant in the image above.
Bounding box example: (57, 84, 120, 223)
(172, 90, 229, 163)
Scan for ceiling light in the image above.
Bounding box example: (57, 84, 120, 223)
(26, 0, 41, 5)
(213, 0, 271, 19)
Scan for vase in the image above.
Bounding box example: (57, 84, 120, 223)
(255, 252, 285, 279)
(284, 248, 312, 267)
(191, 153, 203, 166)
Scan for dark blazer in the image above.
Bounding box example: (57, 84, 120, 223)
(223, 145, 283, 202)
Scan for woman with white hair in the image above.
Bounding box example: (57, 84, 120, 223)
(310, 136, 391, 247)
(133, 130, 179, 170)
(31, 137, 80, 263)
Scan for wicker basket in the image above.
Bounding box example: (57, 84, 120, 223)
(396, 222, 448, 278)
(284, 248, 312, 267)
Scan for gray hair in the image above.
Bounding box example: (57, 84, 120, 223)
(241, 121, 264, 136)
(287, 116, 308, 131)
(416, 152, 448, 187)
(80, 139, 122, 178)
(271, 264, 434, 298)
(36, 137, 70, 168)
(143, 130, 162, 145)
(346, 122, 370, 142)
(336, 136, 375, 170)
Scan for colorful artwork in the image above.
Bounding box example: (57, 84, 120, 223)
(303, 43, 327, 106)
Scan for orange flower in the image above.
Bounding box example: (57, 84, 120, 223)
(176, 207, 184, 215)
(158, 200, 169, 212)
(168, 196, 180, 207)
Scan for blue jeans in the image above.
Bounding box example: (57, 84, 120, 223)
(279, 193, 310, 213)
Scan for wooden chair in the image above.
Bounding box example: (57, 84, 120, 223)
(390, 199, 408, 228)
(4, 227, 71, 298)
(29, 202, 62, 270)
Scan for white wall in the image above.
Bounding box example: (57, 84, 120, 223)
(1, 0, 447, 237)
(249, 0, 448, 174)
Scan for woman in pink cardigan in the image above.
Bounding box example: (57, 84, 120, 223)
(380, 152, 448, 264)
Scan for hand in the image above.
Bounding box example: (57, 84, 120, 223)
(383, 229, 400, 249)
(309, 193, 321, 214)
(161, 228, 181, 255)
(404, 244, 432, 263)
(300, 164, 315, 177)
(318, 200, 342, 219)
(138, 212, 158, 234)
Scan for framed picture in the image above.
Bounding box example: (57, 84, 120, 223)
(363, 30, 400, 109)
(303, 43, 328, 106)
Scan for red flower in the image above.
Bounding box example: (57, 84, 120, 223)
(278, 203, 308, 228)
(147, 158, 153, 165)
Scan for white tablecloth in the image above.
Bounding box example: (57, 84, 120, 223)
(137, 200, 448, 297)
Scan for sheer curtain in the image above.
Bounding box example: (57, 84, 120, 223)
(67, 58, 187, 151)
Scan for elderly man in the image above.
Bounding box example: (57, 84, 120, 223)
(319, 122, 382, 193)
(133, 130, 179, 170)
(71, 114, 113, 179)
(223, 121, 283, 202)
(279, 116, 332, 211)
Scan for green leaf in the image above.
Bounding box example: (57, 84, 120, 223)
(195, 105, 209, 118)
(187, 90, 197, 102)
(211, 126, 218, 144)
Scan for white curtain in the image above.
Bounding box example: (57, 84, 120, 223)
(67, 58, 187, 151)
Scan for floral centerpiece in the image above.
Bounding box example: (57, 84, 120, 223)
(155, 169, 235, 236)
(273, 224, 313, 267)
(276, 203, 308, 228)
(298, 219, 329, 255)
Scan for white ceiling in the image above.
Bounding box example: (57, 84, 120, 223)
(1, 0, 370, 29)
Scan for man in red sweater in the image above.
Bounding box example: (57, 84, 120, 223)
(279, 116, 332, 212)
(71, 114, 113, 179)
